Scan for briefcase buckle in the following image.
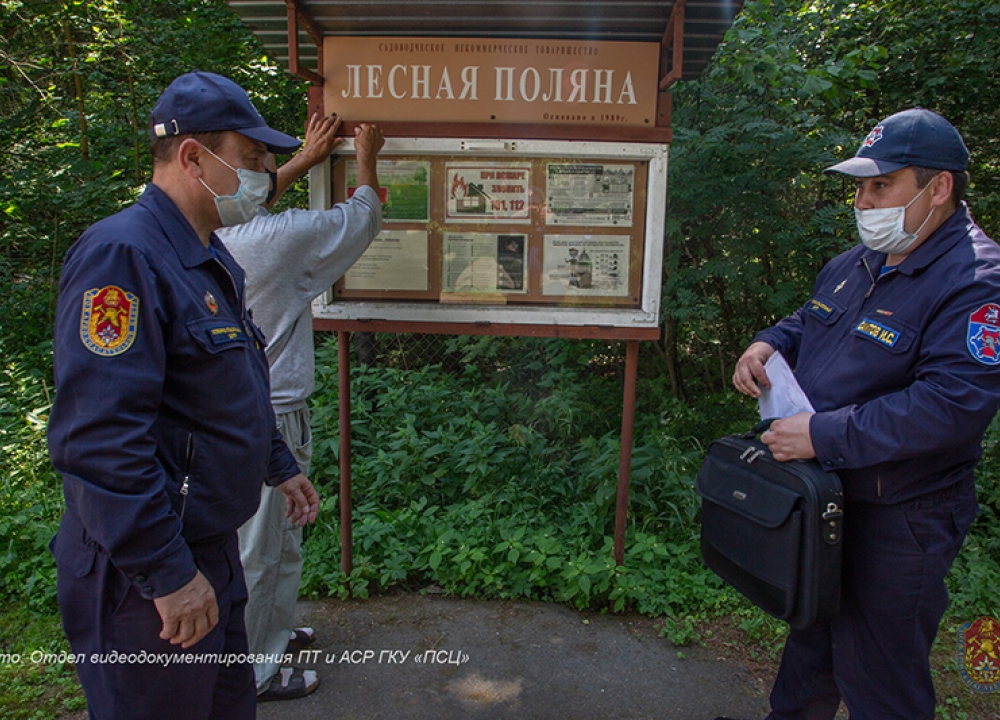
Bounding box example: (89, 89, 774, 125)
(822, 502, 843, 544)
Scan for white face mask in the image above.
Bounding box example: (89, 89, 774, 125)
(854, 182, 935, 255)
(198, 146, 270, 227)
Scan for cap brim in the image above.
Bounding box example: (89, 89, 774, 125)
(823, 156, 908, 177)
(238, 125, 302, 154)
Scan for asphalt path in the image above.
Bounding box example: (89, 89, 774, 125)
(256, 592, 771, 720)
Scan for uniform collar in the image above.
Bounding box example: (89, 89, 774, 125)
(139, 184, 220, 270)
(856, 203, 973, 277)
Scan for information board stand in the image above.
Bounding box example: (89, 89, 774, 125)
(221, 0, 743, 587)
(311, 134, 665, 577)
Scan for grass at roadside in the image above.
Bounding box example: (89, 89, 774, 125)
(0, 607, 85, 720)
(695, 611, 1000, 720)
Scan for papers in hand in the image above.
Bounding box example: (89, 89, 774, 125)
(758, 351, 815, 420)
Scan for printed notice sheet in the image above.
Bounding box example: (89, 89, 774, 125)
(542, 235, 629, 296)
(445, 163, 531, 224)
(347, 159, 430, 222)
(442, 233, 528, 293)
(546, 164, 634, 226)
(344, 230, 429, 291)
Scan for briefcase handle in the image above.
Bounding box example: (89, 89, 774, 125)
(733, 418, 845, 546)
(738, 418, 778, 440)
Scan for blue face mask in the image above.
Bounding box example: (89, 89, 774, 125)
(198, 145, 271, 226)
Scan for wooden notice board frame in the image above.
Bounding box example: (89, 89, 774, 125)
(330, 156, 649, 309)
(313, 137, 667, 331)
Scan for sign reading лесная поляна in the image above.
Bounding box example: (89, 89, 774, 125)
(323, 36, 660, 127)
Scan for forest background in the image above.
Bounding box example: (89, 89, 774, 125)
(1, 0, 998, 717)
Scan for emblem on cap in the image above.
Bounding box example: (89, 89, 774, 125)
(204, 291, 218, 315)
(80, 286, 139, 356)
(863, 125, 884, 148)
(968, 304, 1000, 365)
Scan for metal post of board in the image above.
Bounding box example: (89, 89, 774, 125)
(284, 0, 324, 86)
(338, 330, 353, 577)
(613, 339, 641, 566)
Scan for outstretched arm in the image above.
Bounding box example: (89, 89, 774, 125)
(265, 113, 344, 208)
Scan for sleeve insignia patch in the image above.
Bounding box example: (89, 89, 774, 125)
(968, 304, 1000, 365)
(957, 615, 1000, 692)
(80, 286, 139, 356)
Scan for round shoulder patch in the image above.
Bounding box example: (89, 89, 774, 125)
(967, 303, 1000, 366)
(80, 286, 140, 356)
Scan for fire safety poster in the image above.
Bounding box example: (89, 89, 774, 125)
(445, 163, 532, 224)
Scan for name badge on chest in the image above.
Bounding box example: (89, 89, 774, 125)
(853, 318, 900, 349)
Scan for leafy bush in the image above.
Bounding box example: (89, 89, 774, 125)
(0, 341, 60, 611)
(303, 333, 1000, 637)
(303, 336, 765, 640)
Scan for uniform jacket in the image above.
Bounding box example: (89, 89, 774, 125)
(756, 203, 1000, 504)
(47, 184, 301, 600)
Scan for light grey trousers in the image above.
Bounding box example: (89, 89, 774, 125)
(238, 405, 312, 690)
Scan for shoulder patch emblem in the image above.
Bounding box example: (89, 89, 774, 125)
(80, 286, 139, 356)
(968, 304, 1000, 366)
(957, 616, 1000, 692)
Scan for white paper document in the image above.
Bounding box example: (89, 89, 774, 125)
(758, 351, 815, 420)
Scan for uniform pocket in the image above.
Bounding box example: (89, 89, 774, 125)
(50, 534, 98, 578)
(902, 498, 975, 555)
(185, 317, 248, 354)
(806, 295, 845, 326)
(851, 316, 917, 355)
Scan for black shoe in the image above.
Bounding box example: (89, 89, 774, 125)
(258, 667, 320, 702)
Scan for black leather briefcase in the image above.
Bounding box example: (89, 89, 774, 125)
(695, 421, 844, 630)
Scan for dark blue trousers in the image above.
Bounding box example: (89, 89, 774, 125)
(56, 532, 256, 720)
(767, 489, 978, 720)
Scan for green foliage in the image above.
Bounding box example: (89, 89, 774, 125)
(0, 605, 86, 719)
(662, 0, 1000, 398)
(0, 343, 60, 612)
(303, 336, 737, 620)
(1, 0, 308, 330)
(305, 331, 1000, 640)
(0, 3, 998, 716)
(948, 417, 1000, 615)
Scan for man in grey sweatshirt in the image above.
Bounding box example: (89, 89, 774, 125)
(218, 114, 384, 700)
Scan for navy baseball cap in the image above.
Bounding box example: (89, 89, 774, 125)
(824, 108, 969, 177)
(149, 71, 301, 154)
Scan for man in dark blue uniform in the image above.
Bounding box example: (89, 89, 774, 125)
(47, 71, 319, 720)
(727, 109, 1000, 719)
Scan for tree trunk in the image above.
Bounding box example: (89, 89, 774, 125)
(62, 10, 88, 161)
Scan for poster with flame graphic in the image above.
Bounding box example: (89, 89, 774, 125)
(445, 163, 532, 224)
